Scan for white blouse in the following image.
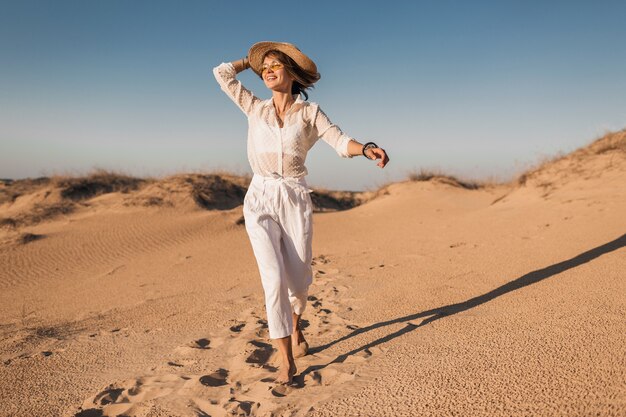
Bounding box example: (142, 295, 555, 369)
(213, 62, 355, 179)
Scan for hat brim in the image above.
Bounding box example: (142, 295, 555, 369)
(248, 41, 318, 77)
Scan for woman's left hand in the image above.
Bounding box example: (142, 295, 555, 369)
(367, 147, 390, 168)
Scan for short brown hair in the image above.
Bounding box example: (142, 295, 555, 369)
(261, 50, 321, 100)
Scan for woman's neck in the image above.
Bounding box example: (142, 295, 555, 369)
(272, 91, 295, 113)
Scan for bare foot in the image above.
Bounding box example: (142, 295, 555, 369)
(275, 360, 297, 385)
(274, 335, 297, 385)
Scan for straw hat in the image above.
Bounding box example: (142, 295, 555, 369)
(248, 41, 318, 77)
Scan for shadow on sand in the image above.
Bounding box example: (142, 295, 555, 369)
(301, 233, 626, 378)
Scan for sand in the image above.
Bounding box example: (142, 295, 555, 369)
(1, 131, 625, 416)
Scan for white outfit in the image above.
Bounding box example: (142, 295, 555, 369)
(213, 62, 355, 338)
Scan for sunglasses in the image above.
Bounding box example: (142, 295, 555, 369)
(261, 62, 284, 74)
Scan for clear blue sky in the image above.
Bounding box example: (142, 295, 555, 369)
(1, 0, 625, 191)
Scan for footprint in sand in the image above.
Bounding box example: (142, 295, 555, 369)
(224, 399, 261, 415)
(303, 365, 356, 387)
(311, 254, 331, 265)
(270, 384, 293, 397)
(253, 319, 269, 339)
(193, 338, 211, 349)
(229, 322, 246, 333)
(77, 370, 235, 417)
(92, 387, 125, 406)
(172, 336, 223, 357)
(255, 326, 269, 339)
(199, 368, 229, 387)
(245, 340, 275, 366)
(78, 381, 140, 416)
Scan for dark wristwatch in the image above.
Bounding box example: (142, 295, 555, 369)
(362, 142, 378, 160)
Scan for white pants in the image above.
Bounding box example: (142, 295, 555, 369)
(243, 173, 314, 339)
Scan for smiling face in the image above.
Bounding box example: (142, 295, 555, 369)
(262, 54, 294, 93)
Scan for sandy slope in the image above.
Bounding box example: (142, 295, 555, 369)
(0, 132, 625, 416)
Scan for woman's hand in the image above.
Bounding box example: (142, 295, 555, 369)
(366, 147, 390, 168)
(231, 57, 250, 74)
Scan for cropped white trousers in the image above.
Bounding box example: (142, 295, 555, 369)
(243, 173, 314, 339)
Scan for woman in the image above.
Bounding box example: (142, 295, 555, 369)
(213, 41, 389, 385)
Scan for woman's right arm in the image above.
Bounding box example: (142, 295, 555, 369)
(212, 57, 260, 116)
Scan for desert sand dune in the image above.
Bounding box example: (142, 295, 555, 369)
(0, 130, 624, 416)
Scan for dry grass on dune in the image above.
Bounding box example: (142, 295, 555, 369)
(401, 129, 626, 193)
(0, 170, 148, 205)
(516, 129, 626, 186)
(587, 129, 626, 153)
(309, 190, 368, 212)
(0, 169, 371, 231)
(55, 170, 147, 201)
(0, 170, 150, 230)
(0, 177, 52, 205)
(185, 174, 248, 210)
(406, 168, 487, 190)
(120, 172, 253, 211)
(366, 168, 495, 199)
